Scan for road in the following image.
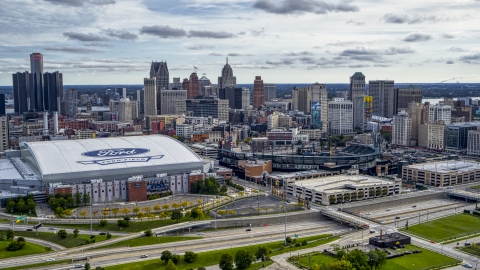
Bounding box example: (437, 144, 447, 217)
(0, 219, 348, 269)
(0, 223, 129, 236)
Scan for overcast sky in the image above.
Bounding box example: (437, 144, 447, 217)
(1, 0, 479, 85)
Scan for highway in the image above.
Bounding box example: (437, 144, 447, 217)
(0, 219, 348, 269)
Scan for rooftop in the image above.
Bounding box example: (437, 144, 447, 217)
(406, 160, 480, 173)
(290, 175, 395, 193)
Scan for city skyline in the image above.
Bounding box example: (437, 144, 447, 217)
(1, 0, 480, 85)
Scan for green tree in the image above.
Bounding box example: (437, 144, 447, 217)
(161, 250, 173, 263)
(82, 193, 90, 206)
(95, 267, 105, 270)
(219, 253, 234, 270)
(144, 229, 153, 237)
(57, 229, 68, 239)
(99, 219, 108, 227)
(16, 198, 26, 212)
(255, 246, 271, 261)
(329, 260, 354, 270)
(172, 254, 180, 264)
(112, 207, 120, 218)
(171, 210, 183, 222)
(73, 229, 79, 238)
(184, 251, 198, 263)
(84, 262, 91, 270)
(345, 249, 369, 270)
(367, 249, 387, 270)
(190, 207, 200, 220)
(234, 249, 255, 270)
(6, 229, 15, 240)
(6, 199, 16, 213)
(165, 260, 177, 270)
(138, 212, 145, 222)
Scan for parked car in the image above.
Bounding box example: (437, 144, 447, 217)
(404, 251, 411, 255)
(465, 242, 472, 246)
(413, 250, 422, 253)
(141, 254, 148, 258)
(390, 246, 397, 250)
(370, 229, 377, 234)
(246, 228, 252, 231)
(412, 205, 417, 208)
(463, 263, 473, 268)
(398, 244, 405, 248)
(395, 216, 401, 219)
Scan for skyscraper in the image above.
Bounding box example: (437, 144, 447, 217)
(408, 102, 424, 146)
(12, 72, 30, 114)
(219, 87, 250, 109)
(144, 78, 157, 117)
(30, 53, 44, 111)
(292, 83, 328, 132)
(253, 76, 264, 109)
(392, 111, 411, 146)
(160, 89, 187, 115)
(218, 58, 236, 88)
(349, 72, 366, 101)
(118, 98, 133, 122)
(137, 89, 145, 119)
(150, 61, 169, 113)
(0, 115, 8, 152)
(369, 80, 395, 118)
(394, 85, 422, 113)
(429, 104, 451, 125)
(43, 71, 63, 112)
(198, 74, 211, 97)
(185, 72, 199, 99)
(264, 83, 276, 102)
(328, 98, 353, 135)
(65, 88, 78, 117)
(0, 94, 5, 116)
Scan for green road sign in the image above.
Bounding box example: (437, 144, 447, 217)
(294, 234, 298, 238)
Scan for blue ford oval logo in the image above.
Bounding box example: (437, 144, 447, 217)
(82, 148, 150, 157)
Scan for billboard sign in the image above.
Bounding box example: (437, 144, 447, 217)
(78, 148, 164, 166)
(364, 96, 373, 118)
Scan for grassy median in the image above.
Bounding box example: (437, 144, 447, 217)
(97, 235, 203, 249)
(0, 240, 48, 259)
(13, 231, 116, 248)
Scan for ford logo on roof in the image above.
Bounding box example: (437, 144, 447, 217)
(82, 148, 150, 157)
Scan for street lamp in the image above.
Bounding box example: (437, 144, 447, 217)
(284, 200, 288, 246)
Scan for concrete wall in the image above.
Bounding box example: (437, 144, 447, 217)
(342, 192, 448, 213)
(211, 211, 322, 228)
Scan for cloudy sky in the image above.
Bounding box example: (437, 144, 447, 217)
(0, 0, 479, 85)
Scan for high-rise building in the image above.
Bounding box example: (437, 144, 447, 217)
(109, 100, 119, 115)
(131, 100, 139, 120)
(43, 71, 63, 112)
(292, 83, 328, 132)
(253, 76, 265, 109)
(183, 73, 199, 99)
(218, 58, 236, 88)
(429, 104, 451, 125)
(264, 83, 276, 102)
(118, 98, 133, 122)
(408, 102, 424, 145)
(418, 121, 446, 150)
(353, 96, 366, 130)
(144, 78, 157, 117)
(183, 99, 228, 121)
(198, 74, 211, 97)
(446, 122, 480, 151)
(369, 80, 395, 118)
(467, 128, 480, 156)
(150, 61, 169, 113)
(65, 88, 78, 117)
(160, 90, 187, 115)
(241, 88, 250, 110)
(136, 89, 145, 119)
(395, 85, 422, 113)
(219, 87, 249, 110)
(0, 115, 8, 152)
(349, 72, 366, 101)
(169, 77, 183, 90)
(204, 84, 219, 98)
(115, 87, 127, 99)
(12, 72, 30, 114)
(0, 94, 5, 115)
(30, 53, 44, 111)
(392, 111, 412, 146)
(328, 98, 353, 135)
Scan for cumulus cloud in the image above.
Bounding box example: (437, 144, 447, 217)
(459, 53, 480, 64)
(140, 25, 187, 38)
(346, 20, 364, 26)
(44, 0, 115, 7)
(383, 13, 441, 24)
(266, 59, 295, 65)
(44, 47, 103, 53)
(447, 47, 468, 52)
(336, 46, 414, 62)
(63, 32, 108, 42)
(209, 52, 223, 56)
(252, 0, 359, 15)
(188, 30, 236, 39)
(103, 29, 138, 40)
(446, 60, 455, 64)
(403, 33, 433, 42)
(188, 45, 215, 50)
(283, 51, 314, 56)
(442, 33, 456, 39)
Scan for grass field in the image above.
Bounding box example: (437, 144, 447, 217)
(98, 236, 202, 249)
(461, 243, 480, 257)
(45, 216, 211, 233)
(104, 234, 337, 270)
(296, 245, 459, 270)
(0, 240, 48, 259)
(12, 231, 116, 248)
(400, 214, 480, 242)
(470, 185, 480, 189)
(1, 260, 70, 270)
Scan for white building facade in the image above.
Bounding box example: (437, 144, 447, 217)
(328, 98, 353, 135)
(429, 104, 451, 125)
(392, 111, 411, 146)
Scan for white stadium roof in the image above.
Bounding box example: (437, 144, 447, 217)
(20, 135, 204, 181)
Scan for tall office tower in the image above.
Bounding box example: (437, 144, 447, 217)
(242, 88, 250, 110)
(327, 98, 353, 135)
(218, 58, 236, 88)
(131, 100, 138, 120)
(118, 98, 133, 122)
(353, 96, 366, 130)
(30, 53, 44, 111)
(204, 85, 219, 98)
(198, 74, 211, 97)
(422, 102, 430, 124)
(109, 100, 119, 117)
(349, 72, 366, 101)
(418, 121, 446, 150)
(429, 104, 451, 125)
(0, 115, 8, 152)
(395, 85, 422, 113)
(292, 83, 328, 132)
(253, 76, 265, 109)
(264, 83, 276, 102)
(136, 89, 145, 118)
(369, 80, 395, 118)
(160, 89, 187, 115)
(184, 99, 229, 121)
(392, 111, 412, 146)
(408, 102, 424, 146)
(467, 128, 480, 156)
(144, 78, 157, 116)
(169, 77, 183, 90)
(0, 94, 5, 115)
(65, 88, 78, 117)
(115, 87, 127, 99)
(184, 72, 199, 99)
(150, 61, 169, 113)
(12, 72, 30, 113)
(43, 71, 63, 112)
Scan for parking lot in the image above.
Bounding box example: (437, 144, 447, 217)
(213, 195, 302, 218)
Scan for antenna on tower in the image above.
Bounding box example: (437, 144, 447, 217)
(226, 57, 228, 64)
